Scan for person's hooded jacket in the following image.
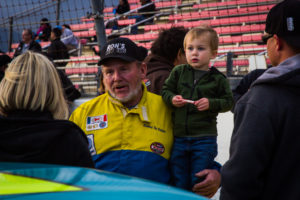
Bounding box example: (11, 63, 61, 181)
(145, 54, 174, 95)
(221, 54, 300, 200)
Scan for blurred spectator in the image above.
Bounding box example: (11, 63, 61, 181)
(61, 24, 79, 51)
(46, 27, 80, 102)
(0, 51, 94, 168)
(145, 27, 188, 95)
(106, 0, 131, 30)
(41, 53, 81, 103)
(13, 29, 41, 58)
(0, 55, 12, 81)
(56, 68, 81, 103)
(47, 27, 70, 67)
(139, 0, 156, 23)
(36, 18, 52, 42)
(129, 0, 156, 34)
(116, 0, 130, 15)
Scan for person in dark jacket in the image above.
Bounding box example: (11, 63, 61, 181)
(13, 29, 41, 58)
(220, 1, 300, 199)
(145, 27, 188, 95)
(116, 0, 130, 15)
(232, 68, 266, 104)
(56, 69, 81, 102)
(36, 17, 52, 42)
(139, 0, 156, 22)
(0, 51, 94, 168)
(47, 27, 69, 67)
(129, 0, 156, 33)
(107, 0, 131, 30)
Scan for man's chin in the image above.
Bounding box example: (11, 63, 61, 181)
(109, 87, 141, 105)
(110, 93, 131, 103)
(116, 95, 132, 103)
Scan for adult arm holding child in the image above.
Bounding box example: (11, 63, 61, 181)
(193, 169, 221, 198)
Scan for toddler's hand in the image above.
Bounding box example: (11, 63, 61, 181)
(172, 95, 186, 107)
(194, 98, 209, 111)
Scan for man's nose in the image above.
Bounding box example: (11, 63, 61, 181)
(112, 70, 122, 80)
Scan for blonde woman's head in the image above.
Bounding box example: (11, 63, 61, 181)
(0, 51, 69, 119)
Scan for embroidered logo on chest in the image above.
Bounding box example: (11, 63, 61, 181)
(86, 114, 108, 131)
(150, 142, 165, 155)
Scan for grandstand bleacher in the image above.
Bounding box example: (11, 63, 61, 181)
(3, 0, 275, 96)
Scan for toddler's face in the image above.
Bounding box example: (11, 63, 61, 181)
(185, 35, 217, 70)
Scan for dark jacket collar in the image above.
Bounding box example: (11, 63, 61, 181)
(4, 110, 53, 120)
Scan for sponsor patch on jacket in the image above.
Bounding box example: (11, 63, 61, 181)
(87, 134, 96, 156)
(150, 142, 165, 154)
(143, 79, 151, 87)
(86, 114, 108, 131)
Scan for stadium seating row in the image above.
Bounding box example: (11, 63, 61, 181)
(103, 0, 183, 14)
(65, 67, 98, 75)
(73, 29, 112, 38)
(169, 4, 274, 21)
(120, 32, 263, 44)
(214, 24, 265, 35)
(144, 14, 267, 31)
(193, 0, 276, 9)
(70, 23, 95, 31)
(144, 23, 264, 35)
(71, 18, 136, 32)
(218, 45, 266, 55)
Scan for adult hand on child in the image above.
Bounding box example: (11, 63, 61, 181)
(194, 98, 209, 111)
(192, 169, 221, 198)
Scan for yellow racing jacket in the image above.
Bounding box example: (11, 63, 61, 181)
(70, 85, 173, 184)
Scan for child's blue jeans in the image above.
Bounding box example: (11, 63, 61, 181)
(170, 136, 217, 190)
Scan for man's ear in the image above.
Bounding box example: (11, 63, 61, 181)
(274, 35, 283, 51)
(140, 62, 147, 79)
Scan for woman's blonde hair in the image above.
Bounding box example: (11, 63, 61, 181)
(0, 51, 69, 119)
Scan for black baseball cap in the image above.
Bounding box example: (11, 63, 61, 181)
(265, 0, 300, 48)
(98, 37, 148, 65)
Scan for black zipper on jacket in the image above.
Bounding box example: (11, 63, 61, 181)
(185, 69, 197, 137)
(184, 68, 208, 136)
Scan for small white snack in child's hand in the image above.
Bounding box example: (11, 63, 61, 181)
(183, 99, 195, 104)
